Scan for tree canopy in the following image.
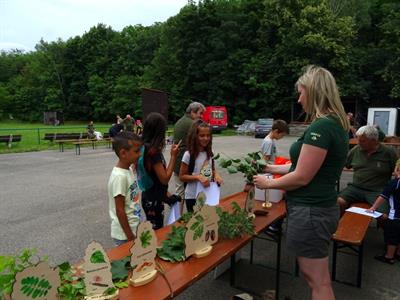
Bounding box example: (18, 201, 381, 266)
(0, 0, 399, 123)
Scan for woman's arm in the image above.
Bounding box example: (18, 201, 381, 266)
(265, 163, 292, 175)
(152, 143, 180, 185)
(254, 144, 327, 191)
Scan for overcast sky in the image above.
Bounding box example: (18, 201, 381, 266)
(0, 0, 190, 52)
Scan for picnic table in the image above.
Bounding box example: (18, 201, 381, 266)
(106, 192, 286, 300)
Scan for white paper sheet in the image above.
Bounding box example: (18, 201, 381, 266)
(167, 202, 181, 225)
(345, 206, 382, 218)
(196, 182, 220, 206)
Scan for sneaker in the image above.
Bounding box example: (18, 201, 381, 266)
(267, 225, 279, 232)
(374, 254, 395, 265)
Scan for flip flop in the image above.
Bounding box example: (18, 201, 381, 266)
(374, 254, 395, 265)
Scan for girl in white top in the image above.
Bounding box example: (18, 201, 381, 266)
(179, 120, 223, 212)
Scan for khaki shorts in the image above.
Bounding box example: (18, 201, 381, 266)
(286, 203, 339, 258)
(339, 184, 388, 213)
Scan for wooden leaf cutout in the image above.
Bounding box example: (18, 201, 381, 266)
(130, 221, 157, 281)
(12, 261, 60, 300)
(84, 241, 114, 297)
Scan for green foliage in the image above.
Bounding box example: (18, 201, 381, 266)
(140, 230, 152, 248)
(110, 256, 131, 282)
(179, 211, 194, 224)
(0, 248, 38, 298)
(217, 151, 266, 183)
(216, 202, 255, 239)
(0, 0, 398, 123)
(190, 215, 205, 241)
(157, 226, 187, 263)
(90, 251, 106, 264)
(20, 276, 51, 298)
(57, 262, 86, 300)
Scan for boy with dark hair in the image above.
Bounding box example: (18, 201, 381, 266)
(261, 119, 289, 234)
(108, 131, 145, 246)
(261, 119, 289, 163)
(367, 159, 400, 264)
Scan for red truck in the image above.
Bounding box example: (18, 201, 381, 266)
(202, 106, 228, 132)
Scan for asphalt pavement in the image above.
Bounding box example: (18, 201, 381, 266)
(1, 135, 399, 299)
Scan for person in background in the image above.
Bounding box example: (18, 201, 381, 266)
(346, 112, 357, 139)
(136, 119, 143, 135)
(107, 131, 145, 246)
(173, 102, 205, 210)
(116, 114, 123, 125)
(87, 120, 95, 139)
(366, 158, 400, 264)
(260, 119, 289, 234)
(141, 113, 181, 229)
(261, 119, 289, 163)
(123, 114, 134, 132)
(109, 123, 123, 142)
(254, 65, 350, 300)
(337, 125, 398, 215)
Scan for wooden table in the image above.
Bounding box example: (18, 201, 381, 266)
(106, 192, 286, 300)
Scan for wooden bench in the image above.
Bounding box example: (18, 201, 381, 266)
(0, 134, 22, 148)
(331, 202, 372, 287)
(43, 132, 88, 142)
(73, 138, 112, 155)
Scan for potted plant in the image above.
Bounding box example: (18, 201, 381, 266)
(214, 151, 267, 191)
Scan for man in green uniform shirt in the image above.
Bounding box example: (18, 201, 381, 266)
(122, 114, 134, 132)
(173, 102, 205, 206)
(338, 125, 398, 213)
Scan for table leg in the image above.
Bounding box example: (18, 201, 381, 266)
(332, 241, 338, 281)
(275, 225, 282, 300)
(357, 244, 363, 288)
(250, 240, 254, 264)
(230, 253, 236, 286)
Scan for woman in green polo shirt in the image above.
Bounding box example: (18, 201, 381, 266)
(254, 66, 350, 300)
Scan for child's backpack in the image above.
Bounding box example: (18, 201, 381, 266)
(137, 145, 154, 191)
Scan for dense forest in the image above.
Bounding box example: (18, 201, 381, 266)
(0, 0, 399, 124)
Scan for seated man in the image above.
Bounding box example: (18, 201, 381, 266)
(338, 125, 398, 214)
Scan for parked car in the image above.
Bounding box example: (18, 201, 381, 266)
(202, 106, 228, 132)
(254, 118, 274, 138)
(236, 120, 256, 135)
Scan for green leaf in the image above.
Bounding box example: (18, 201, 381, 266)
(90, 250, 106, 264)
(213, 153, 220, 160)
(157, 226, 187, 262)
(140, 230, 152, 248)
(110, 256, 131, 281)
(0, 256, 15, 273)
(227, 166, 238, 173)
(114, 281, 129, 289)
(104, 287, 117, 295)
(20, 276, 52, 299)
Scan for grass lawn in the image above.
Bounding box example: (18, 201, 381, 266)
(0, 120, 112, 154)
(0, 120, 237, 154)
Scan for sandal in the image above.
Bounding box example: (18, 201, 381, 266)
(374, 254, 395, 264)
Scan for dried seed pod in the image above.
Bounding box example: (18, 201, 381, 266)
(205, 230, 210, 242)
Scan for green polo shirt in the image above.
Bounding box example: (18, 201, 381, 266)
(345, 144, 397, 192)
(173, 114, 194, 174)
(286, 115, 349, 207)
